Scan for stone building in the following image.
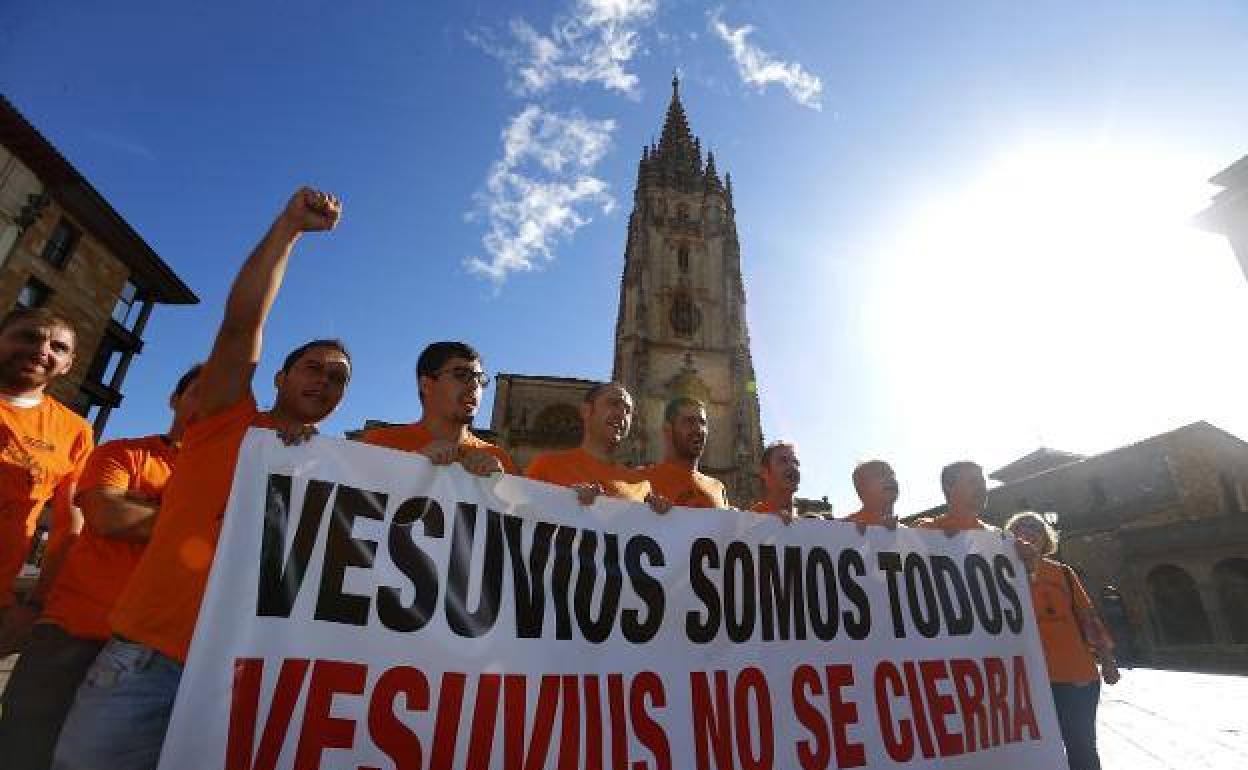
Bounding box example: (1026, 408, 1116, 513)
(918, 422, 1248, 672)
(488, 375, 596, 471)
(488, 77, 764, 504)
(1194, 154, 1248, 281)
(0, 96, 198, 433)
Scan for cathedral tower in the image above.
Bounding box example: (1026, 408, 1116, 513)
(613, 76, 764, 503)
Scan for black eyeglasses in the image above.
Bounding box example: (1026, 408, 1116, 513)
(436, 366, 490, 388)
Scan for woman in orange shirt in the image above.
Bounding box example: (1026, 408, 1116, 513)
(1006, 512, 1120, 770)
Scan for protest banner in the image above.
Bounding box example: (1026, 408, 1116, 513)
(159, 429, 1067, 769)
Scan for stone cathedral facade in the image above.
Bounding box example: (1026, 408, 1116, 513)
(490, 77, 764, 504)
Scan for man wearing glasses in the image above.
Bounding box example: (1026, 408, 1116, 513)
(360, 341, 516, 476)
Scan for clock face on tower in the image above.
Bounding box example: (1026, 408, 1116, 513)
(670, 293, 701, 337)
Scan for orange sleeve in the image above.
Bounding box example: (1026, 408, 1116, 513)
(490, 446, 518, 475)
(358, 427, 395, 449)
(71, 423, 94, 478)
(47, 422, 94, 546)
(1065, 565, 1094, 611)
(77, 443, 140, 497)
(184, 394, 259, 444)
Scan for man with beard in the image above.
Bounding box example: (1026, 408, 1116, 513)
(845, 460, 901, 532)
(749, 441, 802, 523)
(642, 397, 729, 509)
(0, 308, 93, 656)
(0, 364, 199, 770)
(360, 341, 516, 476)
(53, 187, 352, 770)
(527, 382, 670, 511)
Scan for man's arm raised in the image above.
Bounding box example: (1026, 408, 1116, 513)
(194, 188, 342, 419)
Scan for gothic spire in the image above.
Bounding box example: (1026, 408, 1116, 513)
(656, 72, 697, 170)
(705, 149, 723, 191)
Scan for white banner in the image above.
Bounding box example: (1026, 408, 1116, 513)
(160, 429, 1067, 770)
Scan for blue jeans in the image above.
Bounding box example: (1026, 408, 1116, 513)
(51, 637, 183, 770)
(0, 623, 105, 770)
(1051, 680, 1102, 770)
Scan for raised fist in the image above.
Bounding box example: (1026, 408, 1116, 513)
(279, 187, 342, 233)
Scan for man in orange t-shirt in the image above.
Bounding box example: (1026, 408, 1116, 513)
(0, 365, 199, 770)
(642, 397, 729, 509)
(527, 382, 669, 511)
(913, 461, 993, 534)
(359, 341, 516, 476)
(0, 307, 94, 656)
(749, 441, 803, 523)
(844, 459, 901, 532)
(53, 187, 351, 770)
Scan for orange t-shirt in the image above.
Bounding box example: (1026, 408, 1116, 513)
(1029, 558, 1100, 684)
(526, 447, 652, 503)
(844, 509, 896, 527)
(913, 513, 990, 532)
(749, 500, 786, 514)
(0, 396, 93, 607)
(360, 422, 517, 474)
(642, 461, 728, 509)
(42, 435, 177, 641)
(750, 501, 830, 520)
(111, 397, 274, 663)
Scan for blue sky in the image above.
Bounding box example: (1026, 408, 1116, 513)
(2, 0, 1246, 512)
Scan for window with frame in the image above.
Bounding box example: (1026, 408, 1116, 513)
(112, 280, 141, 327)
(41, 218, 81, 268)
(16, 277, 51, 309)
(88, 334, 126, 387)
(669, 292, 701, 337)
(85, 401, 104, 426)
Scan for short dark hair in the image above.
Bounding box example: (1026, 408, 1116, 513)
(940, 461, 981, 497)
(172, 363, 203, 399)
(417, 341, 479, 380)
(663, 396, 705, 424)
(0, 306, 76, 339)
(760, 440, 796, 468)
(281, 339, 352, 378)
(583, 381, 628, 404)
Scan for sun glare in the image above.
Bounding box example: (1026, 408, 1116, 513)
(870, 142, 1246, 466)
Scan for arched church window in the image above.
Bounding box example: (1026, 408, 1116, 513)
(1214, 558, 1248, 643)
(678, 245, 690, 273)
(670, 293, 701, 337)
(533, 403, 583, 448)
(1147, 564, 1212, 645)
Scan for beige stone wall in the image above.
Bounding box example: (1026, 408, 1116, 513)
(999, 426, 1248, 669)
(490, 376, 594, 472)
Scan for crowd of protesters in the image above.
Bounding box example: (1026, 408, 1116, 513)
(0, 189, 1120, 770)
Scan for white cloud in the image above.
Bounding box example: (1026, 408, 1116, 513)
(466, 106, 617, 283)
(709, 10, 823, 110)
(473, 0, 657, 97)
